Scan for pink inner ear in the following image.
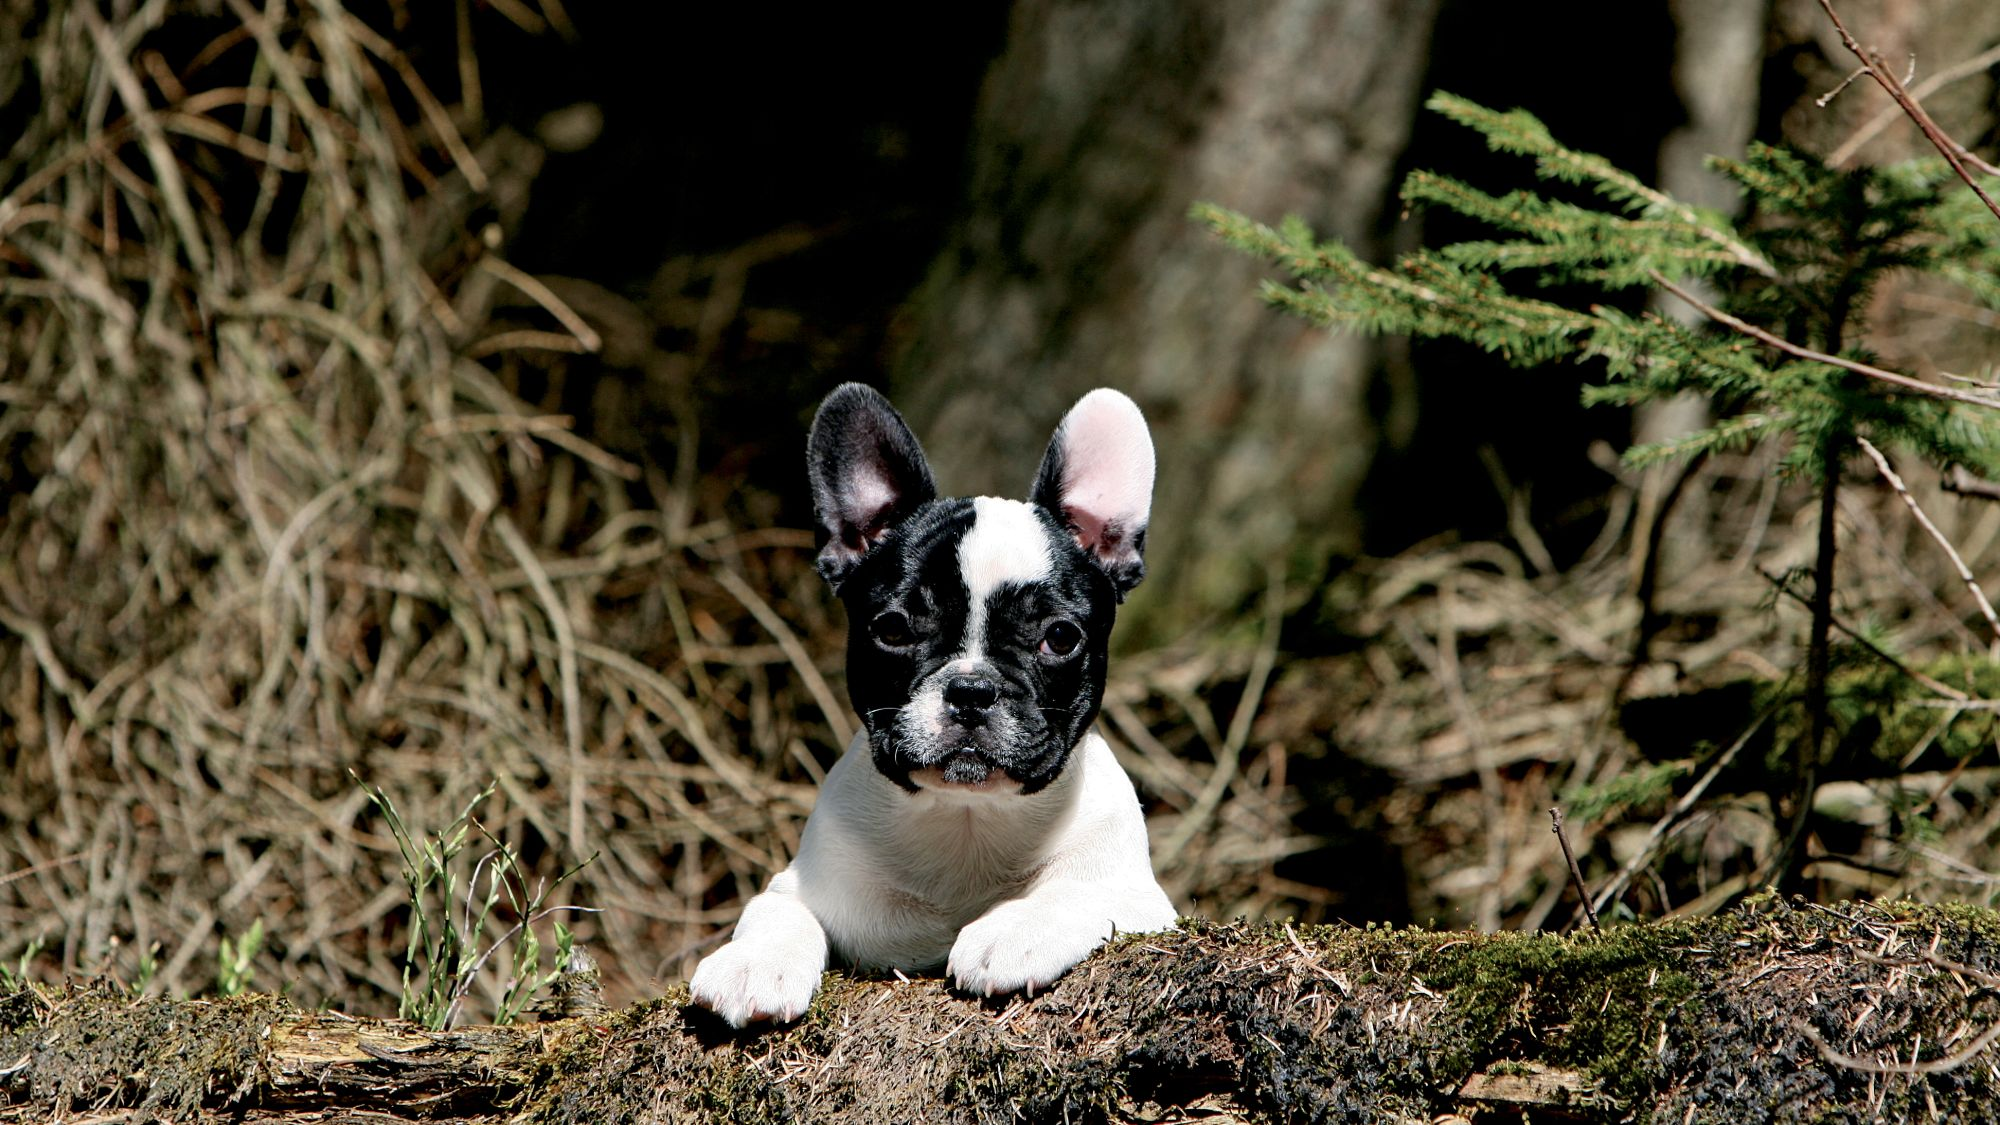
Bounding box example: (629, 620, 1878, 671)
(842, 470, 898, 546)
(1057, 391, 1154, 540)
(1064, 506, 1109, 554)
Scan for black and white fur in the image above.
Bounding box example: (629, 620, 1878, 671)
(688, 384, 1176, 1026)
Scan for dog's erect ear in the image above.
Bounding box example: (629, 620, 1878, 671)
(808, 383, 938, 589)
(1030, 389, 1154, 600)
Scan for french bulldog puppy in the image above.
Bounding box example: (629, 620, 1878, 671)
(689, 383, 1176, 1027)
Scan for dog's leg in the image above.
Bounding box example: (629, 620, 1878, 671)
(947, 878, 1175, 997)
(688, 870, 829, 1027)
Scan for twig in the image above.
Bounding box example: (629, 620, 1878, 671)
(1804, 1018, 2000, 1075)
(337, 12, 489, 191)
(78, 4, 213, 275)
(569, 639, 761, 806)
(418, 412, 642, 480)
(0, 607, 77, 697)
(1906, 293, 2000, 335)
(1858, 947, 2000, 990)
(1855, 437, 2000, 650)
(1156, 571, 1284, 869)
(712, 568, 855, 750)
(1943, 465, 2000, 504)
(0, 852, 89, 891)
(1478, 447, 1557, 576)
(1815, 0, 2000, 223)
(1548, 808, 1599, 932)
(477, 257, 603, 353)
(1649, 270, 2000, 411)
(492, 514, 586, 855)
(1588, 712, 1770, 918)
(1620, 451, 1709, 693)
(1755, 567, 1970, 701)
(1440, 578, 1506, 932)
(1829, 41, 2000, 169)
(1817, 66, 1871, 108)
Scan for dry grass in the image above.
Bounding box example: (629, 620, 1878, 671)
(1291, 441, 2000, 933)
(0, 0, 842, 1013)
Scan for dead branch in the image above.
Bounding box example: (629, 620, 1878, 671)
(1816, 0, 2000, 222)
(1649, 271, 2000, 411)
(1855, 437, 2000, 649)
(1943, 465, 2000, 504)
(1548, 808, 1600, 932)
(1828, 41, 2000, 169)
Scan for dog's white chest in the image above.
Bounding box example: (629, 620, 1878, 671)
(791, 737, 1082, 970)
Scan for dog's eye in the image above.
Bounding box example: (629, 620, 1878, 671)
(1039, 620, 1083, 657)
(871, 610, 918, 649)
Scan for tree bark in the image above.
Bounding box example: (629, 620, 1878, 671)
(895, 0, 1442, 642)
(7, 898, 2000, 1123)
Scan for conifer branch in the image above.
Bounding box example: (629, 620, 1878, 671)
(1428, 93, 1780, 280)
(1815, 0, 2000, 224)
(1647, 270, 2000, 411)
(1405, 172, 1747, 283)
(1624, 412, 1778, 468)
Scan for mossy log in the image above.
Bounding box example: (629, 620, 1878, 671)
(6, 898, 2000, 1123)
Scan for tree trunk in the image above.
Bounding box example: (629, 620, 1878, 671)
(894, 0, 1442, 642)
(7, 899, 2000, 1124)
(1629, 0, 1772, 592)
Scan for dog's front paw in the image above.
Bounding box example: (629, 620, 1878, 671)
(947, 898, 1113, 997)
(689, 939, 821, 1028)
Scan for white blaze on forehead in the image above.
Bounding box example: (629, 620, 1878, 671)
(960, 498, 1053, 594)
(955, 497, 1053, 658)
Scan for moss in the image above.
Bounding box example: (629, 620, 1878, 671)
(524, 991, 804, 1125)
(0, 983, 45, 1038)
(1885, 898, 2000, 943)
(1406, 922, 1701, 1104)
(0, 982, 289, 1119)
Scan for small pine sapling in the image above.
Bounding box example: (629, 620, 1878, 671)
(1199, 89, 2000, 893)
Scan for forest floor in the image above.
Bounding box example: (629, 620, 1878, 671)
(7, 897, 2000, 1123)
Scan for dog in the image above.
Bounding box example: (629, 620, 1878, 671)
(688, 383, 1178, 1027)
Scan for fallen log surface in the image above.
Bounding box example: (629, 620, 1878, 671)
(5, 897, 2000, 1123)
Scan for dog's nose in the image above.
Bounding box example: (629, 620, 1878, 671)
(943, 675, 1001, 723)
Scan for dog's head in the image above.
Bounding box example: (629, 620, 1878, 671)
(807, 384, 1153, 796)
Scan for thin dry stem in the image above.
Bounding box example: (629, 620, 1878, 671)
(1651, 271, 2000, 410)
(1815, 0, 2000, 222)
(1855, 437, 2000, 651)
